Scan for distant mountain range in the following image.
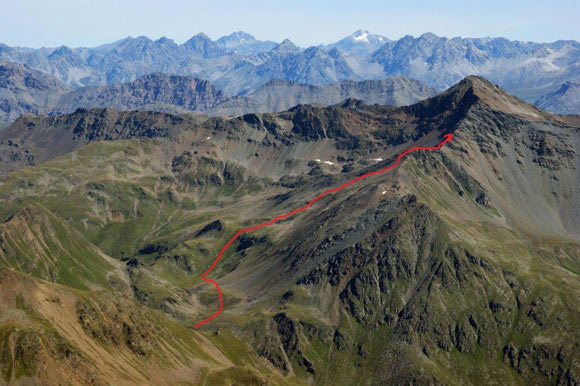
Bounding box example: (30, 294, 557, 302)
(1, 31, 578, 107)
(0, 62, 439, 122)
(535, 81, 580, 115)
(52, 72, 228, 115)
(210, 76, 439, 116)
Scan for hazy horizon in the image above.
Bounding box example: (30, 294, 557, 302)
(4, 30, 580, 51)
(1, 0, 579, 49)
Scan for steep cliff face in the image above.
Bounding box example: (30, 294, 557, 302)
(0, 76, 578, 385)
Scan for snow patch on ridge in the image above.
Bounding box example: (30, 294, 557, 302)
(353, 31, 369, 43)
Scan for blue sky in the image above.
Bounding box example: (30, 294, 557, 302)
(1, 0, 579, 48)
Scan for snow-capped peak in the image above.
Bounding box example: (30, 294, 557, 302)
(352, 30, 370, 43)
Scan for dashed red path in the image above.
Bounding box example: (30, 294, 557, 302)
(194, 133, 453, 329)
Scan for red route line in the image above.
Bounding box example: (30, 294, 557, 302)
(194, 133, 453, 329)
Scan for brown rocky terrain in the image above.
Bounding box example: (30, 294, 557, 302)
(0, 76, 578, 385)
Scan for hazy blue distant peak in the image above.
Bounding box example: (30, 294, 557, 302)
(272, 38, 300, 53)
(326, 30, 391, 56)
(183, 32, 213, 45)
(215, 31, 277, 54)
(348, 29, 390, 43)
(182, 33, 226, 57)
(155, 37, 176, 45)
(217, 31, 257, 44)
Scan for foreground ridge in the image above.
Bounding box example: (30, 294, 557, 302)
(194, 133, 454, 329)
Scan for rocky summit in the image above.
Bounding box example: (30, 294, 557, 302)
(0, 75, 579, 385)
